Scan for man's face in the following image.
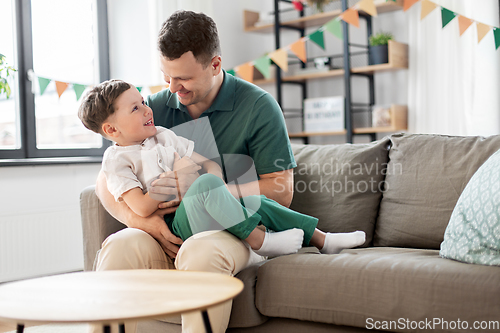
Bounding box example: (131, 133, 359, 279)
(159, 51, 218, 108)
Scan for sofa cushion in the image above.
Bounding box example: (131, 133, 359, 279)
(375, 133, 500, 249)
(440, 148, 500, 266)
(255, 248, 500, 331)
(290, 137, 390, 246)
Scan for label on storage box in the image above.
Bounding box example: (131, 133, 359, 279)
(304, 96, 345, 132)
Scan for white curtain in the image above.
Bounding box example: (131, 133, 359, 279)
(407, 0, 500, 136)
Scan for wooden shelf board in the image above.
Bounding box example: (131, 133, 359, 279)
(244, 0, 403, 33)
(289, 130, 347, 138)
(353, 126, 406, 134)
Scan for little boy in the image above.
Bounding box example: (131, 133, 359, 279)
(78, 79, 366, 257)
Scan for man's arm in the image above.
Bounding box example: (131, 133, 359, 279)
(95, 171, 183, 258)
(226, 168, 294, 208)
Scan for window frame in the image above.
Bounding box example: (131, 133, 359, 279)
(0, 0, 110, 164)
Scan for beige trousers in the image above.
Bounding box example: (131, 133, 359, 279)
(88, 228, 264, 333)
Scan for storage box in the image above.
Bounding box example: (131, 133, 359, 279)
(304, 97, 345, 132)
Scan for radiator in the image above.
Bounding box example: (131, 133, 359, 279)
(0, 207, 84, 283)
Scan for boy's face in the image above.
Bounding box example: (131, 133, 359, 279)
(159, 51, 220, 110)
(105, 87, 157, 146)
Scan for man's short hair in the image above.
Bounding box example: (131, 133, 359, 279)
(78, 79, 131, 135)
(158, 10, 221, 68)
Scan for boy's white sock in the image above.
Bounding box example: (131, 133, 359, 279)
(254, 228, 304, 257)
(320, 231, 366, 254)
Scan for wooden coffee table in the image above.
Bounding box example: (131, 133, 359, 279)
(0, 270, 243, 333)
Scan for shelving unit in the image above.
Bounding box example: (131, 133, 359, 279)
(244, 0, 408, 143)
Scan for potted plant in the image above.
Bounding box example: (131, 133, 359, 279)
(369, 32, 393, 65)
(0, 53, 16, 99)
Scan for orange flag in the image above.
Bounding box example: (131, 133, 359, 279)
(403, 0, 419, 12)
(357, 0, 377, 17)
(55, 81, 69, 98)
(420, 0, 437, 20)
(269, 48, 289, 72)
(341, 8, 360, 28)
(458, 15, 473, 36)
(476, 22, 492, 43)
(289, 37, 307, 63)
(237, 62, 254, 83)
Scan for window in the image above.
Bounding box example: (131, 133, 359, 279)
(0, 0, 109, 162)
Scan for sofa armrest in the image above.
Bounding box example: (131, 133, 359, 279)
(80, 185, 126, 271)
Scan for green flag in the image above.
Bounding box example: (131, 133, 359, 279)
(136, 86, 142, 93)
(38, 77, 51, 96)
(494, 28, 500, 50)
(73, 84, 87, 101)
(254, 56, 271, 79)
(226, 69, 236, 76)
(441, 7, 457, 28)
(309, 29, 325, 50)
(324, 18, 343, 40)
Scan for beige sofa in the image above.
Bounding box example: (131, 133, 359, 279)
(80, 133, 500, 333)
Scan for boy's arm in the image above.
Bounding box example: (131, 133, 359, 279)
(121, 187, 163, 218)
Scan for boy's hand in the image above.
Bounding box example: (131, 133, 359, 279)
(150, 153, 201, 207)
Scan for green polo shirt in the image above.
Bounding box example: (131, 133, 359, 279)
(146, 70, 296, 180)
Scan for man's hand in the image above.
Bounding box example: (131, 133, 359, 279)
(130, 208, 183, 258)
(150, 152, 201, 209)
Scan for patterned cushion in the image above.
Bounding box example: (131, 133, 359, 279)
(440, 149, 500, 266)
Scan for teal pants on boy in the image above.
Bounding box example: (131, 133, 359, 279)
(167, 173, 318, 245)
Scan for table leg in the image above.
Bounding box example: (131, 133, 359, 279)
(119, 323, 125, 333)
(201, 310, 213, 333)
(16, 324, 24, 333)
(103, 325, 110, 333)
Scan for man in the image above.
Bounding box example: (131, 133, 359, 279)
(92, 10, 296, 333)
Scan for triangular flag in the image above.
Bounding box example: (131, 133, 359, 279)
(340, 8, 360, 28)
(149, 85, 166, 95)
(269, 48, 289, 72)
(357, 0, 377, 17)
(226, 69, 236, 76)
(324, 18, 343, 40)
(254, 56, 272, 79)
(403, 0, 419, 12)
(309, 29, 325, 50)
(441, 7, 457, 28)
(55, 81, 69, 98)
(420, 0, 437, 20)
(38, 77, 51, 96)
(236, 62, 254, 83)
(73, 84, 87, 101)
(289, 37, 307, 63)
(494, 28, 500, 50)
(477, 22, 492, 43)
(458, 15, 473, 36)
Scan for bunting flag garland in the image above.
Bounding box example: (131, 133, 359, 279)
(357, 0, 378, 17)
(269, 48, 289, 72)
(72, 83, 87, 101)
(236, 62, 254, 82)
(420, 0, 437, 20)
(324, 18, 343, 40)
(441, 7, 457, 28)
(227, 69, 236, 76)
(458, 15, 474, 36)
(309, 29, 326, 50)
(477, 22, 492, 43)
(55, 81, 69, 98)
(290, 37, 308, 63)
(494, 28, 500, 50)
(38, 77, 51, 96)
(254, 56, 272, 79)
(403, 0, 419, 12)
(341, 8, 360, 28)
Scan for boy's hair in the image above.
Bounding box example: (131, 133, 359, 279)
(78, 79, 131, 135)
(158, 10, 221, 68)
